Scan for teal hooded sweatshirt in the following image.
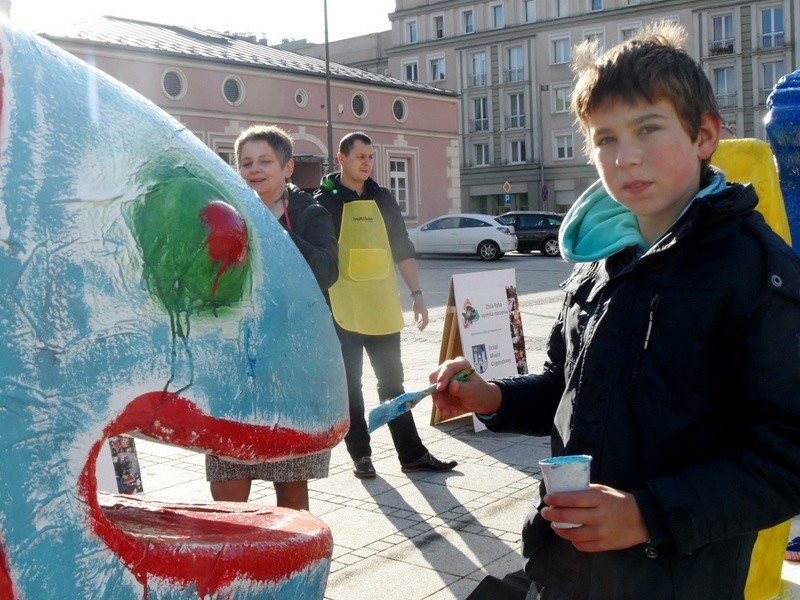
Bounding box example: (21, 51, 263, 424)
(558, 170, 728, 262)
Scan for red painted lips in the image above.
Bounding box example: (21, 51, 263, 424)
(77, 391, 348, 596)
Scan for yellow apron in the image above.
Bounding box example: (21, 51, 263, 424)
(329, 200, 404, 335)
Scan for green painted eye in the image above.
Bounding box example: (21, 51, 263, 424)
(130, 178, 251, 329)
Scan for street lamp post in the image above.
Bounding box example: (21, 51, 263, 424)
(324, 0, 334, 174)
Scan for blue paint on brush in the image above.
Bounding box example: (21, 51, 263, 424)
(367, 368, 474, 433)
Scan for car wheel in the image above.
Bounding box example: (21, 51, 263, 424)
(541, 237, 560, 257)
(478, 240, 502, 261)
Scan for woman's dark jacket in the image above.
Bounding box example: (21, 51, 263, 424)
(280, 182, 338, 291)
(482, 182, 800, 599)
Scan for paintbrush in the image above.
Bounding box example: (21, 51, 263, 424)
(367, 368, 475, 433)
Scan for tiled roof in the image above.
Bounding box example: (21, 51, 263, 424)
(41, 16, 456, 97)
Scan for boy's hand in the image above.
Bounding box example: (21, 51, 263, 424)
(429, 358, 502, 420)
(540, 485, 649, 552)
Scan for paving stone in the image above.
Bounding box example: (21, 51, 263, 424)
(378, 527, 518, 578)
(325, 506, 422, 551)
(326, 555, 458, 600)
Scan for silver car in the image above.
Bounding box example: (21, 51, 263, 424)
(407, 213, 517, 261)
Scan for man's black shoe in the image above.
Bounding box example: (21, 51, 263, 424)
(401, 452, 457, 473)
(353, 457, 376, 479)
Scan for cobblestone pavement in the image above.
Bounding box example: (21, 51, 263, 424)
(130, 289, 800, 599)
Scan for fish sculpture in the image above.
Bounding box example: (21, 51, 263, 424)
(0, 22, 347, 599)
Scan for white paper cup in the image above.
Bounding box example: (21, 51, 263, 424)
(538, 454, 592, 528)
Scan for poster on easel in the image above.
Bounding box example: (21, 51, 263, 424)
(431, 268, 528, 430)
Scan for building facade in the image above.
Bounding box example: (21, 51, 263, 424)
(382, 0, 798, 214)
(37, 17, 460, 226)
(278, 31, 392, 76)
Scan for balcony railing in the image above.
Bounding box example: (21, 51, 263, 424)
(716, 92, 737, 108)
(709, 38, 734, 55)
(760, 32, 785, 50)
(505, 115, 526, 129)
(469, 118, 490, 133)
(504, 68, 524, 83)
(470, 73, 487, 87)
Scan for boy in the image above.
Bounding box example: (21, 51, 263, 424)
(431, 22, 800, 598)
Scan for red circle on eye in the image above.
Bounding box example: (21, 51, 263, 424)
(200, 200, 249, 296)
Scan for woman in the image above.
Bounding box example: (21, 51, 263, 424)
(206, 124, 339, 510)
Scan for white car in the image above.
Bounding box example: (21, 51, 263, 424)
(407, 213, 517, 261)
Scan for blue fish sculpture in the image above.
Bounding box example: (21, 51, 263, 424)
(0, 22, 347, 598)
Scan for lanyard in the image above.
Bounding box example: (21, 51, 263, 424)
(281, 191, 292, 231)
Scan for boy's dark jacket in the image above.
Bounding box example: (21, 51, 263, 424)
(483, 179, 800, 598)
(313, 173, 416, 263)
(280, 182, 338, 291)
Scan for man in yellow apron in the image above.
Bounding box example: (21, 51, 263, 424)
(315, 132, 457, 478)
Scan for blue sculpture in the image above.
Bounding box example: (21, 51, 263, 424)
(766, 69, 800, 253)
(0, 23, 347, 598)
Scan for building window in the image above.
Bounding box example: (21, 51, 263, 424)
(463, 10, 475, 34)
(222, 76, 244, 105)
(507, 92, 525, 128)
(620, 24, 639, 41)
(761, 60, 786, 104)
(525, 0, 536, 23)
(403, 60, 419, 82)
(590, 0, 603, 11)
(433, 15, 444, 39)
(392, 98, 408, 122)
(218, 149, 236, 167)
(390, 159, 409, 215)
(551, 36, 571, 64)
(351, 92, 368, 118)
(584, 29, 605, 51)
(710, 14, 734, 55)
(162, 69, 186, 100)
(492, 4, 504, 29)
(471, 97, 489, 132)
(471, 52, 487, 87)
(294, 88, 308, 108)
(506, 47, 524, 83)
(429, 56, 446, 81)
(714, 67, 736, 108)
(510, 140, 527, 163)
(554, 0, 568, 18)
(555, 189, 574, 206)
(761, 6, 784, 49)
(475, 143, 490, 166)
(553, 84, 571, 112)
(554, 132, 574, 160)
(407, 20, 418, 44)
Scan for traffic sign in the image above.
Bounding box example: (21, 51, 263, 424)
(502, 180, 511, 193)
(504, 193, 511, 206)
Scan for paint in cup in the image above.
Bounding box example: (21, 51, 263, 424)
(538, 454, 592, 528)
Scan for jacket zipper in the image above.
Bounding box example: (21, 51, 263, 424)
(643, 294, 661, 350)
(632, 293, 660, 380)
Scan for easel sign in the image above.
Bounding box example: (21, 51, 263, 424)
(431, 268, 528, 430)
